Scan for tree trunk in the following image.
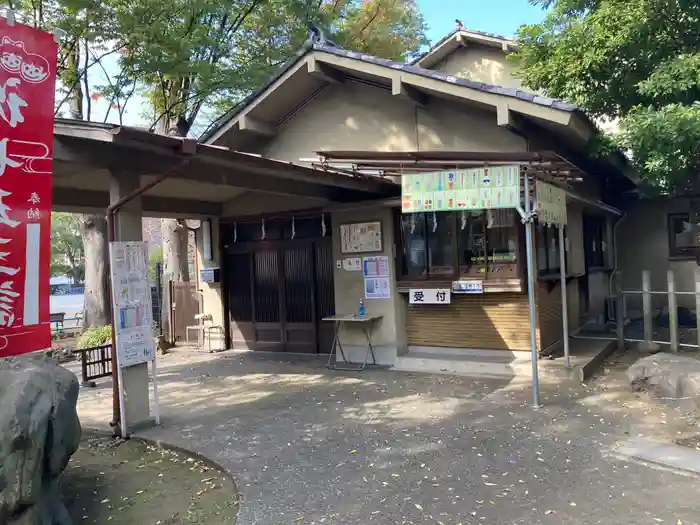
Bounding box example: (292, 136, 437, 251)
(80, 214, 111, 327)
(159, 114, 192, 343)
(66, 41, 83, 120)
(160, 217, 190, 342)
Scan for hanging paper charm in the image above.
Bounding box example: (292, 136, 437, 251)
(261, 218, 266, 240)
(321, 213, 327, 237)
(291, 216, 296, 240)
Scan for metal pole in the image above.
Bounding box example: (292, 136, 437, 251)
(151, 359, 160, 425)
(615, 275, 625, 350)
(642, 270, 652, 348)
(558, 225, 570, 368)
(117, 365, 127, 438)
(696, 268, 700, 351)
(668, 270, 679, 352)
(524, 173, 540, 407)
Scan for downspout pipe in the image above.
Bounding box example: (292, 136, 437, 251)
(107, 145, 196, 435)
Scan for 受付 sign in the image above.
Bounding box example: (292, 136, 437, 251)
(409, 288, 451, 305)
(0, 19, 57, 357)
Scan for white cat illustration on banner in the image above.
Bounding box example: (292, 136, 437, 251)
(0, 37, 50, 83)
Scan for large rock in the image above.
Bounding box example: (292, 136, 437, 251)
(0, 355, 81, 525)
(627, 353, 700, 407)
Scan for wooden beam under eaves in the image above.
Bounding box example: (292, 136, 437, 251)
(497, 102, 514, 128)
(239, 114, 277, 136)
(496, 102, 527, 136)
(392, 78, 427, 106)
(307, 57, 345, 84)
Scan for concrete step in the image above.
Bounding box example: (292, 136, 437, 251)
(393, 349, 535, 379)
(393, 338, 617, 381)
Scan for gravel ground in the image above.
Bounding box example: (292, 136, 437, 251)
(77, 348, 700, 525)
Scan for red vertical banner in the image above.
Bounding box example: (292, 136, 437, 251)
(0, 18, 57, 356)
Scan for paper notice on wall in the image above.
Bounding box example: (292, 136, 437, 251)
(340, 221, 382, 253)
(364, 277, 391, 299)
(362, 255, 389, 278)
(342, 257, 362, 271)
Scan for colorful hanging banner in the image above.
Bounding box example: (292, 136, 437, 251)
(0, 18, 58, 356)
(535, 180, 567, 225)
(401, 165, 521, 213)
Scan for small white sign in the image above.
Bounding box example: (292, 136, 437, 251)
(409, 288, 451, 305)
(342, 257, 362, 271)
(452, 280, 484, 294)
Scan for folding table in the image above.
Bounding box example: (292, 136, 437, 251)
(323, 314, 383, 371)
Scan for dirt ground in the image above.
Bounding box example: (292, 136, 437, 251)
(586, 347, 700, 445)
(62, 434, 239, 524)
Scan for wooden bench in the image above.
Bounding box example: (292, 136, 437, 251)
(50, 312, 65, 333)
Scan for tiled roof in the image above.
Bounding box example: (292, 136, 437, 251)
(410, 28, 515, 65)
(200, 30, 579, 142)
(314, 43, 578, 112)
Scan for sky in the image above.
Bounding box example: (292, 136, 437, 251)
(417, 0, 546, 42)
(79, 0, 548, 134)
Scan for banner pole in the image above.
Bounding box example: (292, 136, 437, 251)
(524, 172, 541, 408)
(559, 225, 570, 368)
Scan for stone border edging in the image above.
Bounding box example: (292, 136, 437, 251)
(609, 438, 700, 479)
(81, 426, 241, 519)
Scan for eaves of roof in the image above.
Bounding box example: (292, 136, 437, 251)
(410, 28, 516, 66)
(200, 38, 578, 143)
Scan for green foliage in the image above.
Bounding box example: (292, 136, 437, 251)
(77, 325, 112, 348)
(51, 212, 85, 282)
(16, 0, 427, 134)
(514, 0, 700, 193)
(110, 0, 427, 135)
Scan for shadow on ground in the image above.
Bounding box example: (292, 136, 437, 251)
(76, 348, 700, 525)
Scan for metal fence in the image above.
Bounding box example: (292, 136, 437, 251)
(73, 344, 112, 385)
(614, 270, 700, 352)
(150, 262, 163, 336)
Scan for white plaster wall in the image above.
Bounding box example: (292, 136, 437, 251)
(432, 47, 522, 89)
(264, 82, 526, 164)
(195, 218, 226, 349)
(331, 208, 406, 365)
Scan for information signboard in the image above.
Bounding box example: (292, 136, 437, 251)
(109, 241, 155, 368)
(401, 165, 521, 213)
